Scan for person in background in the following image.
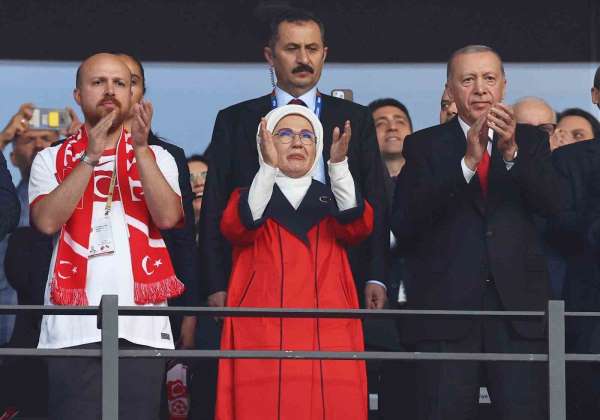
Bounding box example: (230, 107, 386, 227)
(187, 154, 209, 227)
(199, 7, 388, 319)
(185, 152, 220, 420)
(0, 104, 79, 346)
(440, 88, 458, 123)
(513, 97, 560, 147)
(368, 97, 418, 419)
(554, 107, 600, 145)
(590, 64, 600, 110)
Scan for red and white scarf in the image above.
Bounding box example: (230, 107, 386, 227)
(51, 126, 185, 305)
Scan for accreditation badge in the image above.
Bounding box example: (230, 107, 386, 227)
(89, 215, 115, 257)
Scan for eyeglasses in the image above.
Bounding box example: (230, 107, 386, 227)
(536, 123, 557, 136)
(273, 128, 316, 145)
(190, 171, 207, 183)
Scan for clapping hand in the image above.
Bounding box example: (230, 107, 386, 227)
(131, 100, 154, 149)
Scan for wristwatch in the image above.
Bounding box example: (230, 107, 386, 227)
(80, 151, 100, 167)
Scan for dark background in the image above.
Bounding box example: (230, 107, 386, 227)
(0, 0, 597, 63)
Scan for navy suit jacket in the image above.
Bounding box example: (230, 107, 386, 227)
(392, 118, 558, 342)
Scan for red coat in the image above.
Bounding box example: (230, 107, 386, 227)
(215, 183, 373, 420)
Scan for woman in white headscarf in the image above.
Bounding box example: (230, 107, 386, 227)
(215, 105, 373, 420)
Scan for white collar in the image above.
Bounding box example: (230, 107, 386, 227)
(275, 85, 318, 111)
(458, 116, 494, 141)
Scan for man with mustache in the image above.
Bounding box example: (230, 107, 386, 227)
(200, 7, 388, 313)
(28, 53, 184, 420)
(392, 45, 557, 419)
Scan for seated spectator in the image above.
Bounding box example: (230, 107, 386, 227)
(440, 88, 457, 123)
(554, 108, 600, 145)
(216, 105, 370, 420)
(187, 154, 209, 227)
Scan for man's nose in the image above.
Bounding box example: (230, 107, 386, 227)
(105, 82, 116, 96)
(297, 48, 310, 64)
(474, 77, 486, 94)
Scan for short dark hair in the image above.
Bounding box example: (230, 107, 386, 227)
(266, 7, 325, 49)
(447, 45, 505, 79)
(368, 98, 413, 131)
(594, 65, 600, 89)
(116, 53, 147, 94)
(558, 108, 600, 139)
(187, 154, 209, 166)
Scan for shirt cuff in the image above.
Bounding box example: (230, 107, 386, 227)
(461, 157, 476, 183)
(503, 149, 517, 170)
(367, 280, 387, 291)
(248, 163, 278, 221)
(327, 157, 357, 211)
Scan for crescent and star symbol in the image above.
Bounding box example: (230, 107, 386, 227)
(57, 260, 78, 280)
(142, 256, 163, 275)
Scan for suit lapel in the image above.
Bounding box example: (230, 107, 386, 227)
(245, 94, 272, 146)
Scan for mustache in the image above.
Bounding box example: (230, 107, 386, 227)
(292, 64, 314, 74)
(97, 96, 122, 108)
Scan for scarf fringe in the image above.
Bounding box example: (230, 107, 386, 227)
(50, 275, 89, 306)
(134, 275, 185, 305)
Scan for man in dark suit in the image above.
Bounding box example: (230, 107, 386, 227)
(550, 129, 600, 418)
(200, 8, 388, 310)
(392, 45, 558, 420)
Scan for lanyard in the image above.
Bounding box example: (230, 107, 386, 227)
(104, 165, 118, 216)
(271, 90, 322, 118)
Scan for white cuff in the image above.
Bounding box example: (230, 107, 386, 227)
(367, 280, 387, 291)
(248, 164, 277, 221)
(461, 157, 476, 183)
(327, 157, 357, 211)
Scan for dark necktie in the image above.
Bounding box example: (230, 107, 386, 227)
(288, 98, 307, 107)
(477, 147, 491, 198)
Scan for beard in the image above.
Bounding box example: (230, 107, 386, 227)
(84, 101, 126, 132)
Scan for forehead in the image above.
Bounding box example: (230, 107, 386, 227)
(80, 56, 131, 81)
(373, 106, 408, 120)
(276, 20, 323, 45)
(558, 115, 592, 130)
(451, 51, 503, 76)
(119, 56, 143, 78)
(275, 114, 314, 130)
(18, 130, 58, 140)
(188, 161, 208, 172)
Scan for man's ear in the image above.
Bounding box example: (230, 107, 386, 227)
(73, 88, 82, 106)
(10, 150, 17, 167)
(592, 87, 600, 105)
(445, 83, 454, 102)
(322, 46, 328, 64)
(264, 46, 274, 67)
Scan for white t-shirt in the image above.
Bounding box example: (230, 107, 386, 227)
(29, 143, 181, 350)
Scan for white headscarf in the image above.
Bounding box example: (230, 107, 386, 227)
(255, 104, 324, 209)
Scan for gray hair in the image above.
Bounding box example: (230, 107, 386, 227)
(446, 45, 505, 79)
